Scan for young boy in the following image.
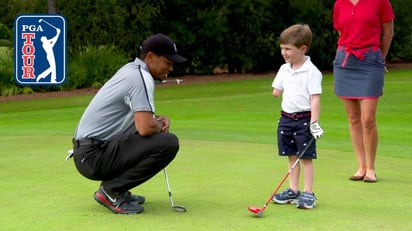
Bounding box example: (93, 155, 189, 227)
(271, 24, 324, 209)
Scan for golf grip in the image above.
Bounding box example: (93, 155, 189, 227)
(263, 137, 315, 208)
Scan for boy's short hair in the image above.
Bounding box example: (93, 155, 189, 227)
(279, 24, 312, 51)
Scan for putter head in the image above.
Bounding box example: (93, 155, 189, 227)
(248, 206, 264, 217)
(173, 205, 187, 213)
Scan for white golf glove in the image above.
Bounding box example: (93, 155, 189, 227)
(310, 121, 324, 139)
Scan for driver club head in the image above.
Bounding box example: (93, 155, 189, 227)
(248, 206, 264, 217)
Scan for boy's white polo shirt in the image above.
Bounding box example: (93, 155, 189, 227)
(272, 56, 322, 113)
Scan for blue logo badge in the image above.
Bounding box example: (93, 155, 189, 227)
(14, 14, 67, 85)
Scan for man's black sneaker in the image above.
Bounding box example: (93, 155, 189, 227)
(94, 187, 144, 214)
(125, 191, 145, 204)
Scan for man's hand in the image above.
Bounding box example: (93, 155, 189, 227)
(155, 115, 170, 132)
(310, 121, 324, 139)
(134, 112, 170, 136)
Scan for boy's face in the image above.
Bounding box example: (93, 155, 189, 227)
(280, 44, 307, 64)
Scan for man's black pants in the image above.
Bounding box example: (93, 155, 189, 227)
(73, 132, 179, 194)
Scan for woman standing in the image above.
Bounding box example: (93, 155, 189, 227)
(333, 0, 395, 182)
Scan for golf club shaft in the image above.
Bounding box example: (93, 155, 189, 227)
(262, 137, 315, 211)
(163, 168, 175, 207)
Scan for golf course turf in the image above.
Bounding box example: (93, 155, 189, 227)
(0, 69, 411, 230)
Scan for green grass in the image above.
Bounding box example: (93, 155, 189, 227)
(0, 70, 411, 230)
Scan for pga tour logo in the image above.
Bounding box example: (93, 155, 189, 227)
(14, 14, 66, 85)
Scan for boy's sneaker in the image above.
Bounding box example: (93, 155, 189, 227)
(94, 186, 144, 214)
(272, 188, 300, 204)
(296, 191, 317, 209)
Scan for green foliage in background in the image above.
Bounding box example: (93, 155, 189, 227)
(0, 0, 411, 74)
(390, 0, 412, 61)
(0, 45, 128, 95)
(66, 45, 129, 90)
(0, 0, 411, 95)
(0, 46, 17, 96)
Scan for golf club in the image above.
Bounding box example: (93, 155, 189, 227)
(38, 19, 58, 30)
(163, 168, 187, 212)
(248, 137, 315, 217)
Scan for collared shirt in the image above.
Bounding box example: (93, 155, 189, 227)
(272, 56, 322, 113)
(333, 0, 394, 49)
(74, 58, 155, 141)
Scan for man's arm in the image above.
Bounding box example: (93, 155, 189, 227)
(134, 111, 170, 136)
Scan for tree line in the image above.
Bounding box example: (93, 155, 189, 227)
(1, 0, 411, 75)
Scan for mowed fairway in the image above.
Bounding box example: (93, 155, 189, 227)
(0, 70, 411, 231)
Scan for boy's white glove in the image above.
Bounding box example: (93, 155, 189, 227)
(310, 121, 324, 139)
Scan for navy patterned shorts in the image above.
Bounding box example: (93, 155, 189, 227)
(277, 115, 316, 159)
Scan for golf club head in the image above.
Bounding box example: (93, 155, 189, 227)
(38, 19, 43, 23)
(248, 206, 264, 217)
(173, 205, 187, 213)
